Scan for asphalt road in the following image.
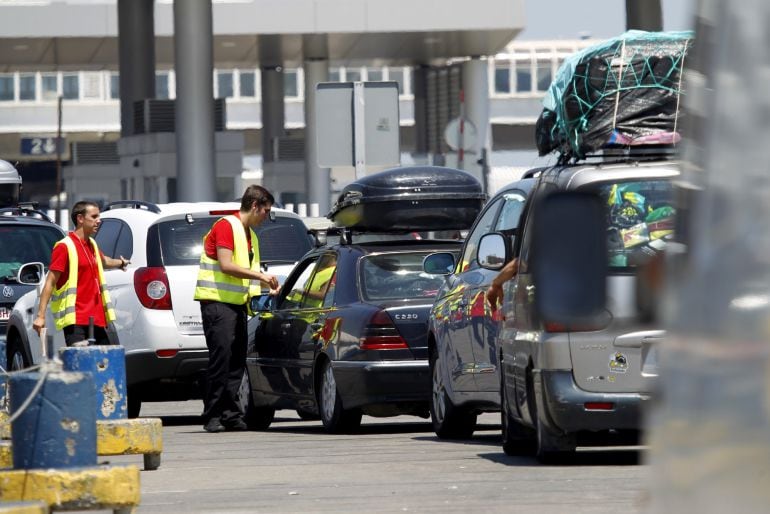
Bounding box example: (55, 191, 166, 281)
(108, 402, 649, 513)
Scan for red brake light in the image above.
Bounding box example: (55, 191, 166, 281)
(133, 267, 172, 310)
(156, 349, 178, 358)
(208, 209, 238, 216)
(359, 310, 408, 350)
(584, 402, 614, 411)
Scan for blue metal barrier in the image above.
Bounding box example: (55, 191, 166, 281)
(60, 346, 128, 420)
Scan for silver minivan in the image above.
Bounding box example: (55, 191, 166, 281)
(484, 158, 678, 462)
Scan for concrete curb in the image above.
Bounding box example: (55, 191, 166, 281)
(0, 440, 10, 469)
(0, 464, 140, 512)
(97, 417, 163, 471)
(0, 411, 9, 439)
(0, 501, 48, 513)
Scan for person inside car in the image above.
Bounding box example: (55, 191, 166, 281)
(485, 257, 519, 313)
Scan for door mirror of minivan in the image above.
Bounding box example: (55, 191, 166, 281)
(531, 192, 607, 325)
(478, 233, 509, 271)
(17, 262, 45, 285)
(423, 252, 455, 275)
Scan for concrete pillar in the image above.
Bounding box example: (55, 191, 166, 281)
(260, 67, 285, 164)
(625, 0, 663, 31)
(117, 0, 155, 137)
(412, 65, 430, 156)
(462, 58, 491, 193)
(173, 0, 217, 202)
(303, 50, 330, 214)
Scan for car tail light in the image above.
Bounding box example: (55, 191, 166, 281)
(208, 209, 238, 216)
(544, 321, 605, 333)
(134, 267, 172, 310)
(359, 310, 408, 350)
(156, 349, 178, 358)
(584, 402, 614, 411)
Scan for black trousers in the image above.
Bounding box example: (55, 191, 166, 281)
(200, 301, 247, 423)
(64, 324, 112, 346)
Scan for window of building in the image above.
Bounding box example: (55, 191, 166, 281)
(81, 72, 102, 100)
(345, 68, 361, 82)
(41, 73, 58, 100)
(19, 74, 36, 101)
(284, 69, 298, 98)
(239, 71, 255, 97)
(156, 72, 169, 99)
(329, 68, 341, 82)
(494, 63, 511, 94)
(109, 73, 120, 99)
(536, 62, 552, 92)
(388, 67, 404, 94)
(0, 76, 14, 101)
(217, 70, 233, 98)
(62, 73, 79, 100)
(515, 62, 532, 93)
(367, 69, 383, 81)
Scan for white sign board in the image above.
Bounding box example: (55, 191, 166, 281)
(316, 81, 400, 175)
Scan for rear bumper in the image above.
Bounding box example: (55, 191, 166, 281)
(332, 359, 430, 409)
(535, 369, 649, 433)
(125, 349, 208, 390)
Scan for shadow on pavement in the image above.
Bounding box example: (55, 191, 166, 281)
(479, 448, 642, 467)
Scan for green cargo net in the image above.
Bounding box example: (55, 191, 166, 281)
(539, 30, 694, 160)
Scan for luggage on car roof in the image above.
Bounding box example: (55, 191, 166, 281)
(328, 166, 486, 232)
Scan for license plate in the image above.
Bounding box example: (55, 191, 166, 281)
(0, 307, 8, 321)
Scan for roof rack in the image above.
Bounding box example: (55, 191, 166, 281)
(0, 205, 54, 223)
(104, 200, 161, 213)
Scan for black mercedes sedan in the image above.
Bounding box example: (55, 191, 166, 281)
(240, 236, 462, 433)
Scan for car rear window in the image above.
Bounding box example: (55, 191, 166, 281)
(598, 179, 675, 270)
(0, 225, 62, 281)
(156, 215, 312, 266)
(360, 252, 451, 301)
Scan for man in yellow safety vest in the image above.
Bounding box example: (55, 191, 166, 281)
(194, 185, 279, 433)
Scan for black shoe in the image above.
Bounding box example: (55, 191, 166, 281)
(204, 418, 225, 433)
(223, 418, 248, 431)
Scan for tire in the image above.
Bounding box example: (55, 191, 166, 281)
(528, 371, 576, 463)
(500, 365, 535, 456)
(318, 360, 361, 434)
(127, 388, 141, 418)
(429, 350, 477, 439)
(6, 335, 30, 371)
(238, 371, 275, 430)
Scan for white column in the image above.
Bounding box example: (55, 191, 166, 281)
(303, 58, 331, 215)
(462, 58, 491, 193)
(173, 0, 217, 201)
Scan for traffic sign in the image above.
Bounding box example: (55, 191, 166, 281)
(444, 117, 477, 151)
(20, 136, 66, 157)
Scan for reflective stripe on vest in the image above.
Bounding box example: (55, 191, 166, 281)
(194, 215, 261, 305)
(50, 236, 116, 330)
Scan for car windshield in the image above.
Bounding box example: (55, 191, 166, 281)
(360, 251, 451, 301)
(0, 224, 61, 282)
(597, 179, 675, 270)
(156, 215, 312, 266)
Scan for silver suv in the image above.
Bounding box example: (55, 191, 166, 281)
(488, 159, 678, 461)
(8, 201, 312, 416)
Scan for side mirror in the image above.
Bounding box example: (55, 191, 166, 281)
(531, 192, 607, 324)
(249, 293, 274, 313)
(423, 252, 455, 275)
(478, 233, 509, 270)
(17, 262, 45, 285)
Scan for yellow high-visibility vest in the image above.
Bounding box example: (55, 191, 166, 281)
(50, 236, 116, 330)
(194, 215, 261, 306)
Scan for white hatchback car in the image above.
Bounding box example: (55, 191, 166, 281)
(7, 201, 312, 416)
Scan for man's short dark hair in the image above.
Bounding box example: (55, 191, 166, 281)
(71, 200, 99, 225)
(240, 185, 274, 211)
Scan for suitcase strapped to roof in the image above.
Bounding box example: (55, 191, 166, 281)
(328, 166, 486, 232)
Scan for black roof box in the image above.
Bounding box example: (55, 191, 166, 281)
(328, 166, 486, 232)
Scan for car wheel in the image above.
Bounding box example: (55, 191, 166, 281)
(318, 360, 361, 434)
(127, 387, 141, 418)
(528, 372, 576, 463)
(500, 364, 534, 456)
(6, 335, 29, 371)
(429, 350, 477, 439)
(238, 371, 274, 430)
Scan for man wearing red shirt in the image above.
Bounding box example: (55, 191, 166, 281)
(34, 201, 129, 345)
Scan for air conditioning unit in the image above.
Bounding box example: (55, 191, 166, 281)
(271, 136, 305, 162)
(71, 141, 119, 164)
(133, 99, 226, 134)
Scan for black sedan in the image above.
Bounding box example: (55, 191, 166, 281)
(240, 237, 462, 433)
